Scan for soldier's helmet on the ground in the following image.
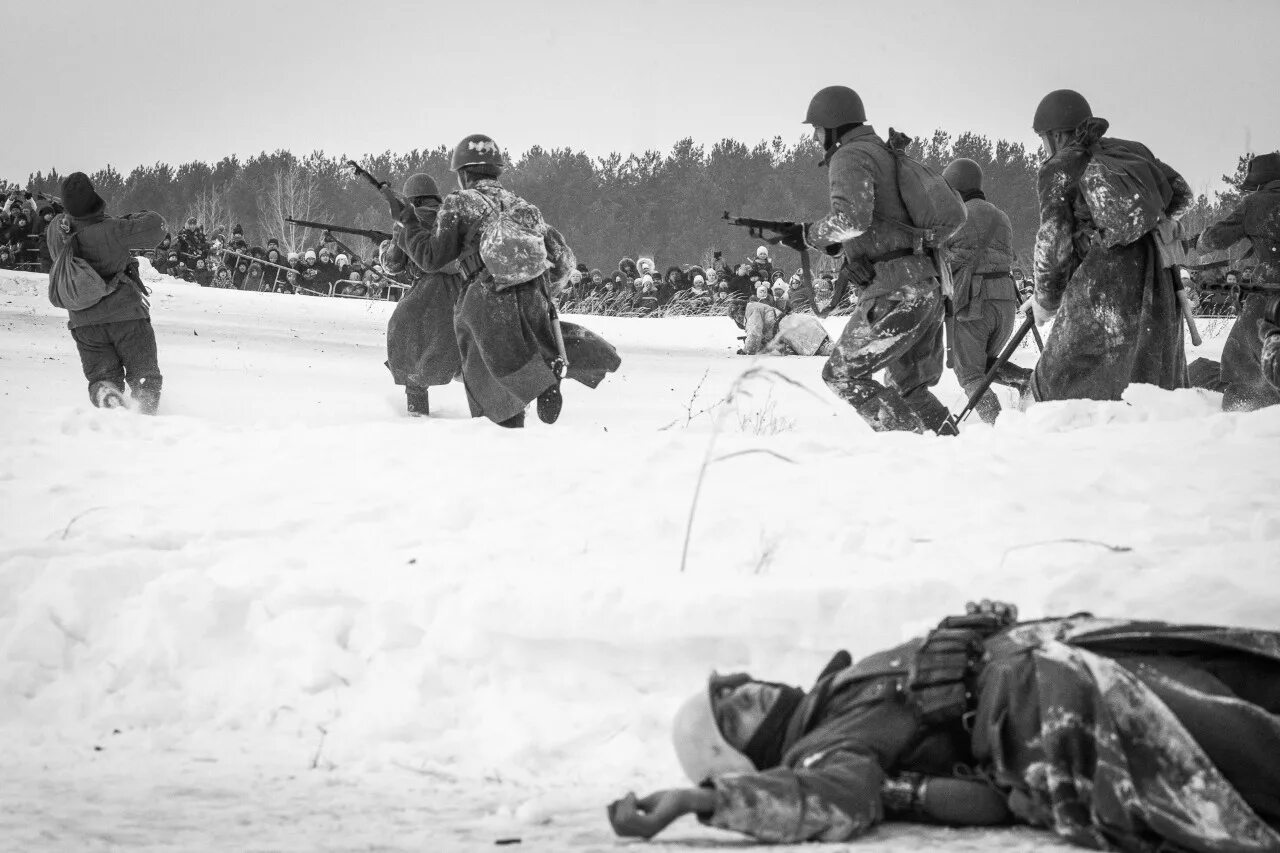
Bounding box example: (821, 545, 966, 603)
(1242, 153, 1280, 192)
(402, 173, 440, 201)
(803, 85, 866, 128)
(943, 158, 984, 194)
(1032, 89, 1092, 133)
(672, 676, 756, 783)
(450, 134, 504, 173)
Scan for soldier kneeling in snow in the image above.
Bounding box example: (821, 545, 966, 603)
(741, 296, 833, 357)
(609, 601, 1280, 850)
(48, 172, 167, 414)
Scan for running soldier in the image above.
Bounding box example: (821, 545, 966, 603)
(791, 86, 951, 433)
(48, 172, 167, 413)
(1027, 90, 1193, 401)
(393, 134, 619, 428)
(381, 173, 465, 416)
(1195, 152, 1280, 411)
(941, 158, 1020, 423)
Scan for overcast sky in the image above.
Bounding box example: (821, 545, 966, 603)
(9, 0, 1277, 196)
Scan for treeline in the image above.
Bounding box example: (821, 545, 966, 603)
(19, 133, 1251, 271)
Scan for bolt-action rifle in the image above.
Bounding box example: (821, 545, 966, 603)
(284, 217, 392, 245)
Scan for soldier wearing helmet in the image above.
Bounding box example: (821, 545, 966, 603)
(1194, 152, 1280, 411)
(794, 85, 952, 433)
(1026, 89, 1193, 401)
(393, 133, 619, 427)
(382, 172, 466, 416)
(940, 158, 1022, 424)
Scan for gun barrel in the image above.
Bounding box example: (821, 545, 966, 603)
(285, 217, 391, 243)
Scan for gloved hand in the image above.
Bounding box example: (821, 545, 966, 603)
(1020, 295, 1055, 326)
(777, 223, 811, 254)
(387, 193, 407, 222)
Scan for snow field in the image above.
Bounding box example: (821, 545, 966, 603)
(1, 267, 1277, 851)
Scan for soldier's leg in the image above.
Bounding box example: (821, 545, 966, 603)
(743, 302, 780, 355)
(386, 281, 430, 387)
(822, 289, 942, 433)
(951, 311, 1000, 424)
(1221, 293, 1280, 411)
(114, 319, 163, 415)
(885, 295, 950, 433)
(70, 323, 127, 408)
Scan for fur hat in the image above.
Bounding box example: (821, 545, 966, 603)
(619, 257, 639, 279)
(232, 223, 244, 236)
(60, 172, 104, 218)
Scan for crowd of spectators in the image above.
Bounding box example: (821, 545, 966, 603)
(143, 217, 399, 299)
(0, 189, 61, 272)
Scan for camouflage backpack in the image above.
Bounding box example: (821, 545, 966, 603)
(473, 191, 551, 290)
(1080, 142, 1173, 248)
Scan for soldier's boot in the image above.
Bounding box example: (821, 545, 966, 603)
(853, 389, 926, 434)
(536, 380, 563, 425)
(405, 386, 430, 417)
(902, 388, 952, 435)
(497, 411, 526, 429)
(89, 380, 127, 409)
(129, 376, 162, 416)
(992, 362, 1033, 394)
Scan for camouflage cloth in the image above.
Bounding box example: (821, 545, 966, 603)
(947, 195, 1019, 423)
(742, 301, 832, 356)
(1198, 179, 1280, 411)
(382, 223, 466, 390)
(975, 618, 1280, 853)
(701, 640, 975, 843)
(807, 125, 948, 432)
(396, 179, 589, 423)
(1031, 123, 1193, 401)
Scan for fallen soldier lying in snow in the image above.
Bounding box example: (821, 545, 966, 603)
(742, 301, 833, 356)
(608, 601, 1280, 851)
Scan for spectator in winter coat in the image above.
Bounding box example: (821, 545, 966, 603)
(227, 224, 248, 253)
(48, 172, 167, 413)
(609, 602, 1280, 850)
(175, 218, 206, 266)
(193, 258, 212, 287)
(0, 246, 13, 269)
(213, 268, 233, 289)
(244, 262, 266, 292)
(635, 275, 660, 313)
(687, 275, 713, 310)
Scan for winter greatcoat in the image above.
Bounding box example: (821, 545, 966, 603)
(809, 124, 948, 432)
(1197, 178, 1280, 411)
(395, 179, 619, 423)
(383, 219, 466, 390)
(699, 616, 1280, 850)
(1030, 121, 1193, 401)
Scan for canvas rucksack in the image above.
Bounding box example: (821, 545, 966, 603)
(46, 214, 120, 311)
(473, 190, 551, 289)
(880, 139, 968, 249)
(1080, 141, 1173, 249)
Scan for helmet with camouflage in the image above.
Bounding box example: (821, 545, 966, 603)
(402, 173, 440, 201)
(803, 85, 866, 128)
(1032, 89, 1093, 134)
(450, 133, 504, 175)
(942, 158, 983, 194)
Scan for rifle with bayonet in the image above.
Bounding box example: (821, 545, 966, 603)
(722, 211, 815, 311)
(285, 217, 392, 245)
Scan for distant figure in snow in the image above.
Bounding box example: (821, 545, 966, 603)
(941, 158, 1023, 424)
(394, 133, 620, 428)
(1025, 89, 1193, 401)
(1190, 153, 1280, 412)
(609, 601, 1280, 850)
(47, 172, 167, 413)
(381, 172, 465, 417)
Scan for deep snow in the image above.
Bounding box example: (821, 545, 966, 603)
(1, 267, 1277, 852)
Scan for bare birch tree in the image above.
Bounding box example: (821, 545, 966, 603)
(256, 164, 326, 254)
(186, 185, 236, 241)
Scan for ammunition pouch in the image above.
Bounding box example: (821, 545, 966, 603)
(908, 627, 984, 724)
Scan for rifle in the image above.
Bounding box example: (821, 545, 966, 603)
(722, 211, 813, 309)
(347, 160, 403, 211)
(285, 217, 391, 245)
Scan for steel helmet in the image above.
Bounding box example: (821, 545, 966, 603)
(1032, 89, 1092, 134)
(450, 133, 504, 172)
(402, 173, 440, 200)
(1242, 152, 1280, 192)
(942, 158, 983, 194)
(804, 85, 867, 127)
(671, 678, 755, 784)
